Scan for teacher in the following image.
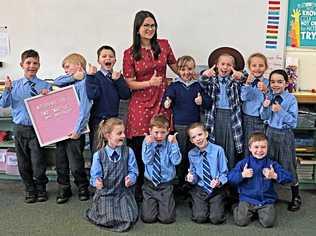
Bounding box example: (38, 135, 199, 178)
(123, 10, 177, 199)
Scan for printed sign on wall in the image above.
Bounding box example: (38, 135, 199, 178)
(287, 0, 316, 47)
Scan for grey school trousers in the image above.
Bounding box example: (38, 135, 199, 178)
(233, 201, 276, 228)
(190, 186, 226, 224)
(141, 179, 176, 224)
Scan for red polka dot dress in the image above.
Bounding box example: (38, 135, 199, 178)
(123, 39, 176, 139)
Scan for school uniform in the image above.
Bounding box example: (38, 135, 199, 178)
(54, 75, 92, 196)
(0, 76, 51, 196)
(163, 78, 212, 185)
(141, 139, 181, 223)
(199, 75, 243, 170)
(228, 155, 293, 227)
(85, 69, 131, 154)
(188, 142, 228, 224)
(241, 77, 269, 156)
(86, 145, 139, 232)
(260, 90, 298, 184)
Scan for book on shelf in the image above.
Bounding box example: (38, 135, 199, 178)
(297, 157, 316, 165)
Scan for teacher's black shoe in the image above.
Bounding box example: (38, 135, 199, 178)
(288, 196, 302, 211)
(56, 188, 72, 204)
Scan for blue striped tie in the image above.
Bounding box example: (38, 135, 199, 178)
(201, 151, 212, 194)
(152, 144, 162, 186)
(27, 80, 38, 96)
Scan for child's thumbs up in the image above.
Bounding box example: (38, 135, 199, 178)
(194, 92, 202, 105)
(243, 163, 248, 170)
(164, 96, 172, 109)
(4, 75, 12, 90)
(87, 63, 97, 75)
(186, 169, 194, 183)
(144, 132, 154, 144)
(168, 132, 178, 144)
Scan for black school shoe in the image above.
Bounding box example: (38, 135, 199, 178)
(288, 196, 302, 211)
(78, 188, 90, 201)
(56, 188, 72, 204)
(25, 191, 37, 204)
(37, 185, 48, 202)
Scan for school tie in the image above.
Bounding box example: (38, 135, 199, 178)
(201, 151, 212, 194)
(152, 144, 162, 186)
(252, 78, 260, 88)
(110, 151, 119, 162)
(220, 77, 227, 85)
(272, 94, 283, 104)
(27, 80, 38, 96)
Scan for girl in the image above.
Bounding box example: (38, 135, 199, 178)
(241, 53, 269, 157)
(200, 47, 244, 170)
(260, 69, 301, 211)
(86, 118, 139, 232)
(122, 10, 178, 200)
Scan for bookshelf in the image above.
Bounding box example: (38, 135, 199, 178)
(294, 92, 316, 189)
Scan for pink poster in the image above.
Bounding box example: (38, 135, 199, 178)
(24, 85, 81, 147)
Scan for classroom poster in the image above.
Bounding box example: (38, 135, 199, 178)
(287, 0, 316, 47)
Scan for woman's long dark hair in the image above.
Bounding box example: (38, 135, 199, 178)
(132, 10, 161, 61)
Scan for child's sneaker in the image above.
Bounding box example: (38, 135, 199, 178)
(25, 191, 37, 204)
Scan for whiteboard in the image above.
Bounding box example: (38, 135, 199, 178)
(0, 0, 288, 80)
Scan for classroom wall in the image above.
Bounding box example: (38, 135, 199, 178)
(0, 0, 290, 81)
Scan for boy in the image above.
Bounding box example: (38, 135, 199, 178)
(53, 53, 92, 204)
(228, 132, 293, 227)
(85, 45, 131, 156)
(186, 122, 228, 224)
(162, 55, 211, 194)
(141, 114, 181, 224)
(260, 69, 301, 211)
(0, 49, 51, 203)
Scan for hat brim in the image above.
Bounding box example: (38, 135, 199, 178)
(208, 47, 245, 71)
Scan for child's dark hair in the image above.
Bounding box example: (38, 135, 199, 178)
(97, 45, 116, 58)
(176, 55, 196, 71)
(21, 49, 39, 62)
(150, 114, 169, 129)
(269, 69, 288, 82)
(96, 118, 124, 149)
(248, 132, 268, 147)
(247, 52, 268, 69)
(186, 122, 207, 136)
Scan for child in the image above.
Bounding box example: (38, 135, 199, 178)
(199, 47, 244, 170)
(85, 45, 131, 156)
(241, 53, 269, 156)
(0, 49, 51, 203)
(162, 55, 211, 193)
(86, 118, 138, 232)
(141, 114, 181, 224)
(260, 69, 301, 211)
(228, 132, 293, 227)
(53, 53, 92, 204)
(186, 122, 228, 224)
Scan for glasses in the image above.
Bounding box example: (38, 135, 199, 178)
(142, 24, 156, 29)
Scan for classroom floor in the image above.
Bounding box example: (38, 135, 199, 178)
(0, 180, 315, 236)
